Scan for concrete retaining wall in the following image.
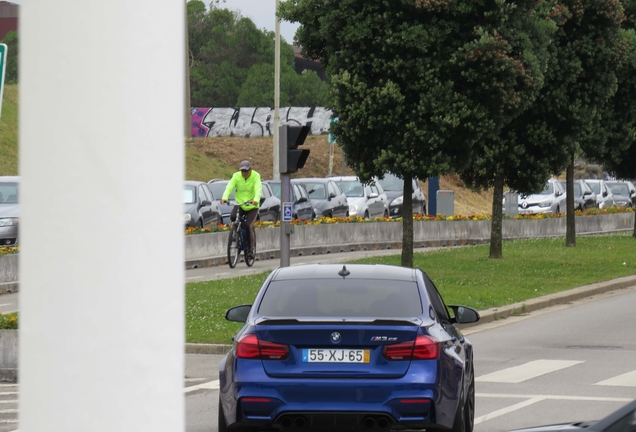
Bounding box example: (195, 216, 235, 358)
(0, 330, 18, 382)
(1, 213, 634, 279)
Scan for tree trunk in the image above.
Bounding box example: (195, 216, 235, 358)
(489, 173, 504, 259)
(401, 174, 414, 268)
(566, 154, 576, 247)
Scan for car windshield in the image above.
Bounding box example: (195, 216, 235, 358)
(304, 183, 327, 199)
(183, 186, 196, 204)
(608, 183, 629, 196)
(258, 280, 423, 317)
(208, 182, 234, 201)
(0, 183, 18, 204)
(378, 174, 403, 192)
(588, 182, 601, 194)
(268, 182, 281, 199)
(539, 183, 554, 195)
(337, 181, 364, 197)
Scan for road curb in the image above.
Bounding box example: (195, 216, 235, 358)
(459, 274, 636, 329)
(186, 275, 636, 354)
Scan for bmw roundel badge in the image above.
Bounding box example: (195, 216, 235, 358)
(330, 332, 341, 343)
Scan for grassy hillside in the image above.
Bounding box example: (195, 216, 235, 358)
(0, 84, 18, 176)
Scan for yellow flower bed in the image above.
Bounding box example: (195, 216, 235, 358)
(0, 247, 19, 257)
(184, 207, 633, 235)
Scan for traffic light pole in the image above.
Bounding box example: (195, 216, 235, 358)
(279, 124, 310, 267)
(280, 173, 291, 267)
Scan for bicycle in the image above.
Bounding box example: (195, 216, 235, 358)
(227, 203, 256, 268)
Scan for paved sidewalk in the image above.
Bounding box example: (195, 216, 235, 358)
(185, 274, 636, 354)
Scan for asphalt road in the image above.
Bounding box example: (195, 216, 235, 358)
(184, 285, 636, 432)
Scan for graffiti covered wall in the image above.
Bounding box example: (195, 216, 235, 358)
(191, 107, 333, 138)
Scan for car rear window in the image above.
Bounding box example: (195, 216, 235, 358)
(258, 280, 423, 318)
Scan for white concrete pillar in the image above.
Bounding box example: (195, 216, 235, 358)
(19, 1, 184, 431)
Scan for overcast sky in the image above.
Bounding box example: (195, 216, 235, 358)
(8, 1, 299, 44)
(222, 0, 300, 44)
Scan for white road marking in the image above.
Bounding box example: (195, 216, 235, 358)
(0, 392, 18, 396)
(476, 360, 584, 383)
(184, 379, 219, 393)
(0, 384, 17, 388)
(475, 397, 545, 425)
(595, 370, 636, 387)
(0, 400, 17, 404)
(0, 409, 18, 414)
(0, 304, 12, 307)
(185, 377, 208, 382)
(475, 393, 634, 425)
(477, 393, 633, 403)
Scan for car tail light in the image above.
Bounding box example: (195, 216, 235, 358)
(236, 334, 289, 360)
(383, 335, 439, 360)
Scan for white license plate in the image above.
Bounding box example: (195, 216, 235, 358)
(302, 349, 370, 363)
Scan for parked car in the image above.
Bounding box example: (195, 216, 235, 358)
(208, 179, 281, 224)
(219, 263, 480, 432)
(558, 180, 598, 210)
(507, 398, 636, 432)
(331, 176, 389, 219)
(263, 180, 315, 221)
(293, 178, 348, 218)
(183, 181, 221, 229)
(585, 179, 615, 209)
(605, 180, 636, 209)
(377, 173, 427, 217)
(516, 179, 567, 215)
(0, 176, 19, 246)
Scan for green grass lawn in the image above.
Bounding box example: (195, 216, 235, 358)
(0, 84, 18, 176)
(185, 233, 636, 344)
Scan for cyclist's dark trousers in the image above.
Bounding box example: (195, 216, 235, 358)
(230, 207, 258, 253)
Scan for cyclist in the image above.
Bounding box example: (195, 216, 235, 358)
(220, 160, 262, 260)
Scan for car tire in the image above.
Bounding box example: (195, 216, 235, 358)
(384, 210, 389, 218)
(218, 398, 256, 432)
(199, 219, 204, 229)
(364, 210, 369, 220)
(556, 206, 560, 214)
(464, 370, 475, 432)
(218, 399, 229, 432)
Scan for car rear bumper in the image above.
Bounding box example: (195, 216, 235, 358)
(221, 366, 448, 431)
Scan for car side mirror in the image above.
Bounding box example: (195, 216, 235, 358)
(200, 200, 211, 207)
(297, 196, 307, 203)
(447, 305, 480, 324)
(603, 192, 608, 197)
(260, 197, 265, 205)
(555, 190, 561, 197)
(584, 190, 592, 196)
(225, 305, 252, 323)
(329, 192, 336, 199)
(369, 192, 379, 198)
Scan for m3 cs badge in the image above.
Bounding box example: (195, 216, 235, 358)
(371, 336, 398, 342)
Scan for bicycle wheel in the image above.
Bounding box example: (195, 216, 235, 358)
(245, 228, 255, 267)
(227, 225, 240, 268)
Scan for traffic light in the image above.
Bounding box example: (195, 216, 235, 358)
(279, 125, 311, 174)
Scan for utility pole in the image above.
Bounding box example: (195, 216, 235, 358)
(273, 0, 281, 180)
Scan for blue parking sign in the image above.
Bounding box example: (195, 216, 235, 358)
(283, 202, 293, 222)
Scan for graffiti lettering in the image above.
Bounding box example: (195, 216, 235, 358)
(191, 107, 333, 138)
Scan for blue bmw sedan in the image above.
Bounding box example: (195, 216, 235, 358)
(219, 264, 480, 432)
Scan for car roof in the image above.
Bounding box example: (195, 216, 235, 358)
(184, 180, 206, 186)
(294, 178, 330, 183)
(0, 176, 19, 183)
(271, 264, 417, 282)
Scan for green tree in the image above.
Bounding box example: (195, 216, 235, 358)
(544, 0, 626, 247)
(1, 31, 18, 84)
(590, 0, 636, 237)
(281, 0, 562, 267)
(187, 0, 328, 107)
